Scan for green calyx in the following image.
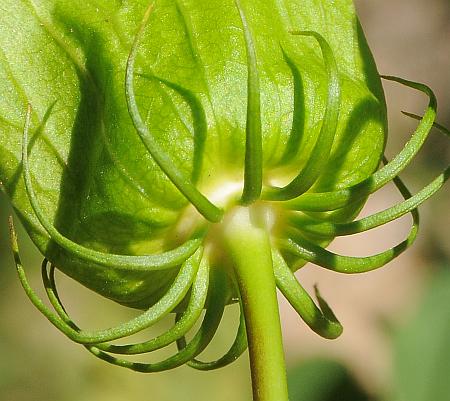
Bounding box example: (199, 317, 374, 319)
(1, 1, 448, 401)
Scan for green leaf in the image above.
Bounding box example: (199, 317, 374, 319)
(391, 269, 450, 401)
(0, 0, 385, 307)
(287, 358, 371, 401)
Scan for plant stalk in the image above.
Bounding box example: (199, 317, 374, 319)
(224, 207, 289, 401)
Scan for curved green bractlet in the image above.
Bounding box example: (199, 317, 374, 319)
(45, 260, 210, 355)
(1, 1, 448, 401)
(280, 159, 421, 274)
(272, 249, 343, 339)
(86, 270, 227, 373)
(125, 5, 223, 222)
(22, 105, 204, 272)
(283, 78, 437, 212)
(178, 303, 248, 371)
(263, 30, 341, 201)
(11, 228, 203, 344)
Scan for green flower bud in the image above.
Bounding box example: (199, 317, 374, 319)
(1, 1, 448, 399)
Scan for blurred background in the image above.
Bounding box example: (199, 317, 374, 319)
(0, 1, 449, 400)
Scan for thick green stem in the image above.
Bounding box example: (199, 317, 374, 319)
(223, 207, 289, 401)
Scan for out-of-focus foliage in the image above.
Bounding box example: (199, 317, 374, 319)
(390, 268, 450, 401)
(288, 359, 372, 401)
